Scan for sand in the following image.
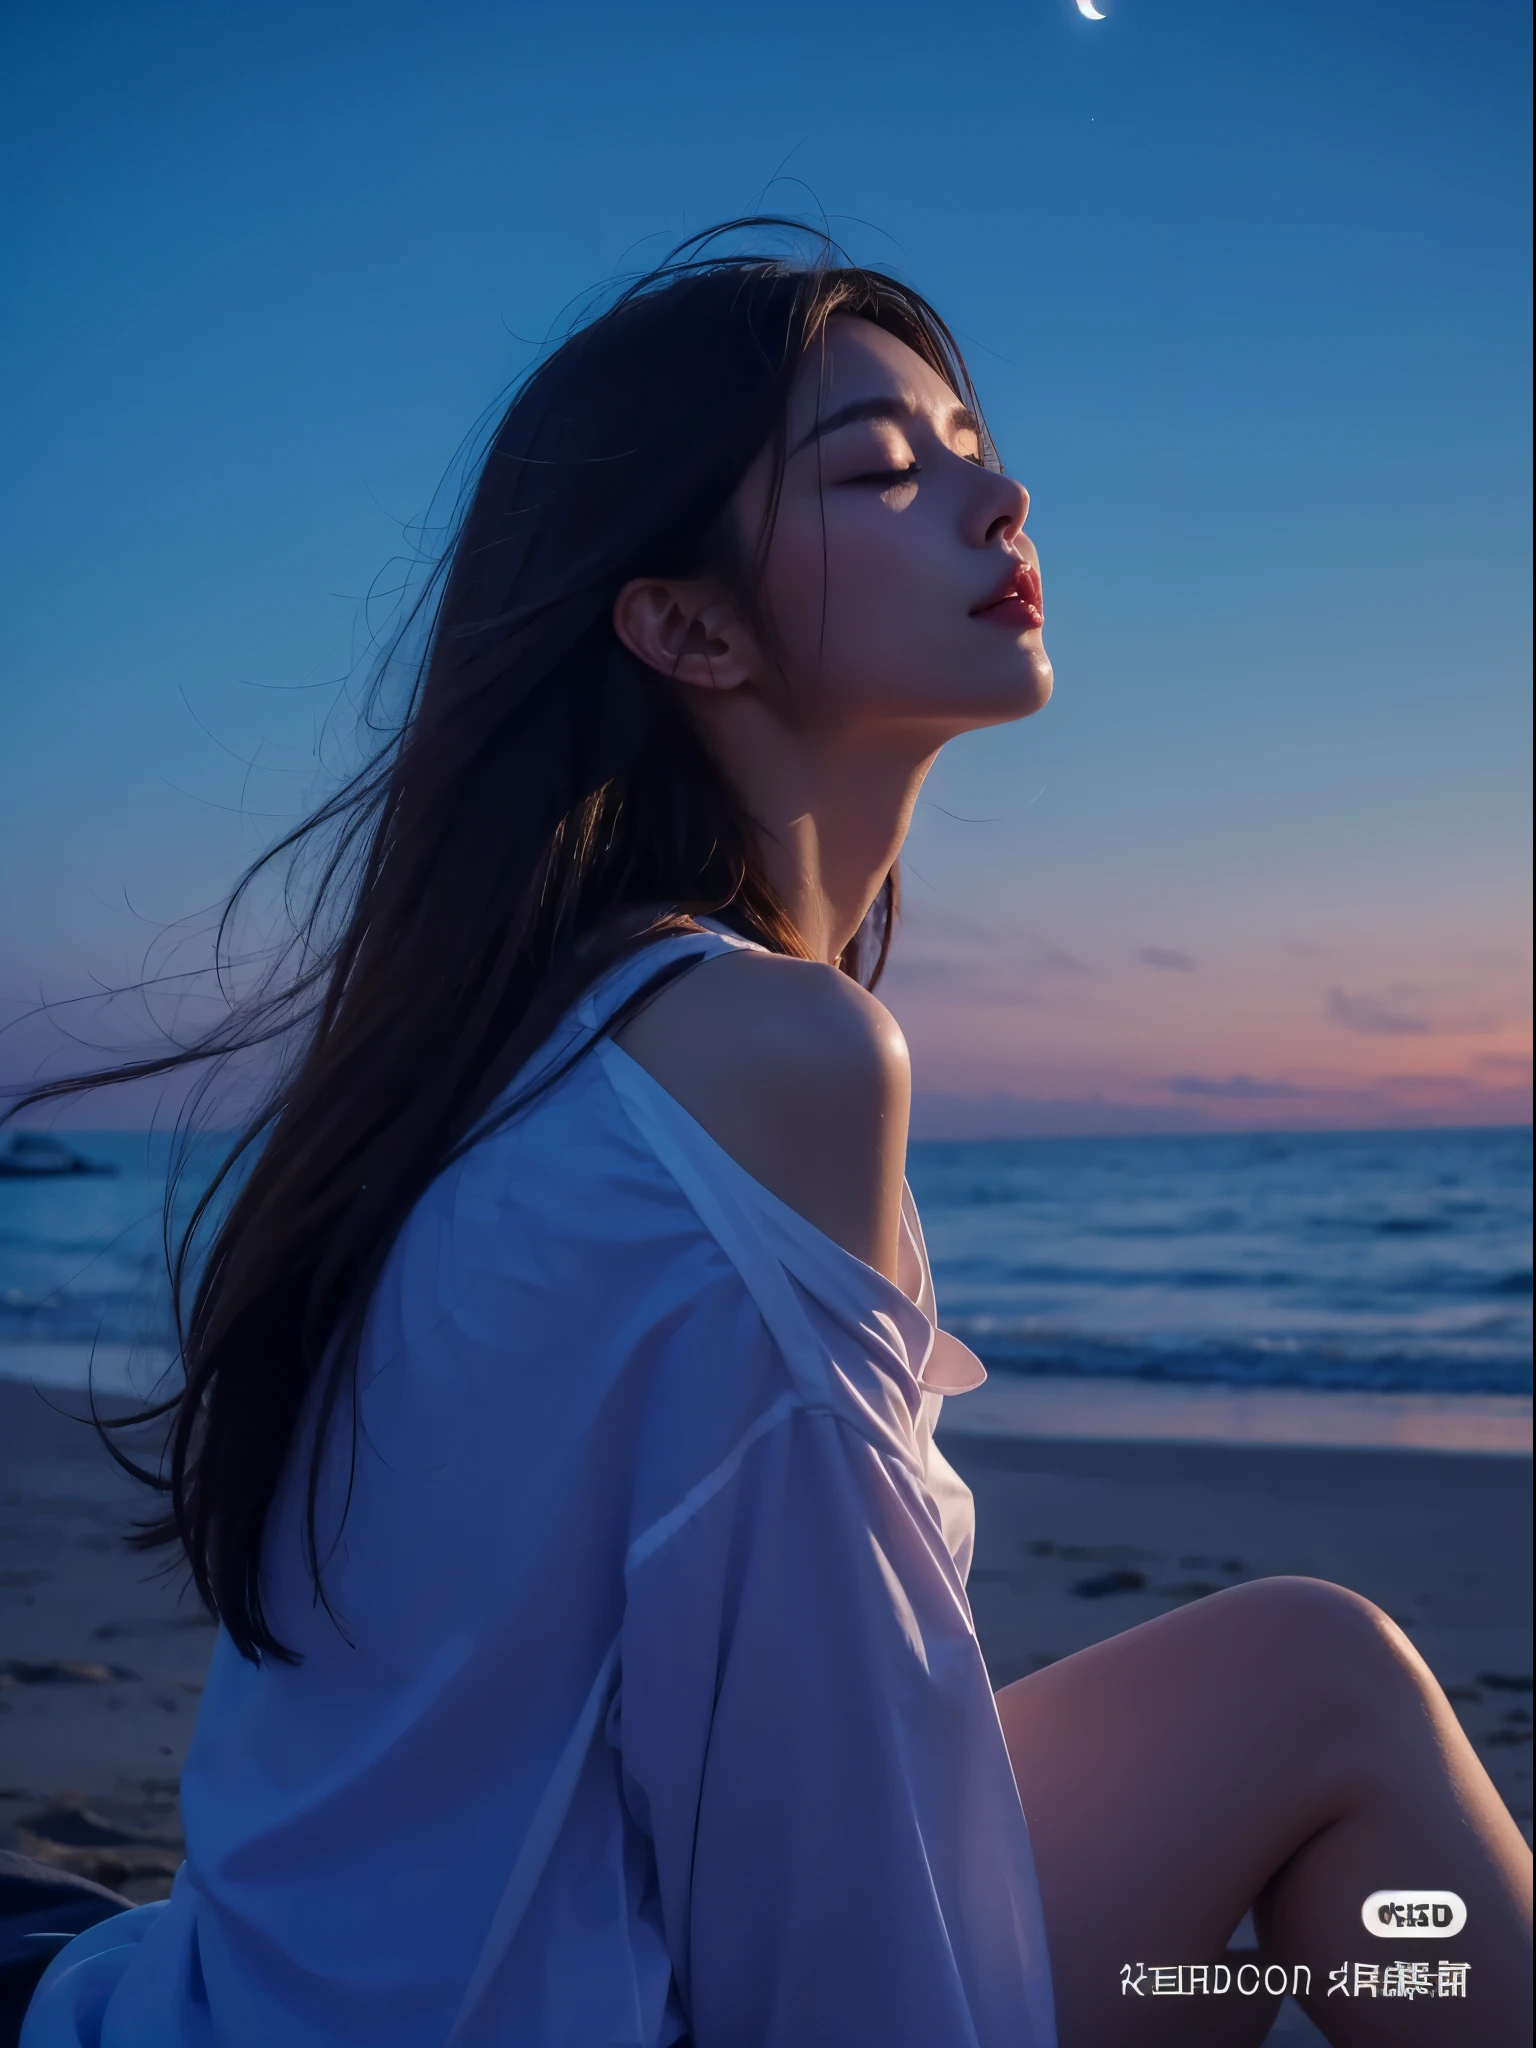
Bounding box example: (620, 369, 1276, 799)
(0, 1383, 211, 1903)
(2, 1377, 1530, 2041)
(944, 1425, 1533, 1772)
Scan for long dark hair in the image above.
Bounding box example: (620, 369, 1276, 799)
(7, 222, 989, 1662)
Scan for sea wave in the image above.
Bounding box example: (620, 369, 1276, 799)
(949, 1323, 1533, 1396)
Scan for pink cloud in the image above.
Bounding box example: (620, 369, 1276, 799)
(1326, 987, 1432, 1036)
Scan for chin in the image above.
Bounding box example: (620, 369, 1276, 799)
(929, 650, 1053, 731)
(1027, 652, 1054, 713)
(998, 644, 1053, 720)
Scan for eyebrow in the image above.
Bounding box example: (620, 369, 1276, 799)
(788, 394, 982, 458)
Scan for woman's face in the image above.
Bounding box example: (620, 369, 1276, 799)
(736, 315, 1052, 738)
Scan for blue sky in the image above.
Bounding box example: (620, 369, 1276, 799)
(2, 0, 1530, 1131)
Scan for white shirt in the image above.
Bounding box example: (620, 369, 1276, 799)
(23, 922, 1057, 2048)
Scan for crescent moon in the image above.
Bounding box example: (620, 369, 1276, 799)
(1075, 0, 1106, 17)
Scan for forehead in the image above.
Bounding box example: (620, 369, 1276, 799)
(786, 314, 963, 434)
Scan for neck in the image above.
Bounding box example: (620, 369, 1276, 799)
(695, 700, 939, 964)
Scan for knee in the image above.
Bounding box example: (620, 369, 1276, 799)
(1225, 1572, 1399, 1643)
(1211, 1575, 1430, 1732)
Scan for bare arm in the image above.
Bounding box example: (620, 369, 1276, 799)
(613, 950, 911, 1281)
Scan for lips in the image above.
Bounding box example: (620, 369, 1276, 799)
(972, 557, 1044, 631)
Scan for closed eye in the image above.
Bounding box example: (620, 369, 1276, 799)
(846, 464, 922, 487)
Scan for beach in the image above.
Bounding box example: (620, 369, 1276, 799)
(946, 1418, 1531, 2042)
(946, 1423, 1533, 1804)
(3, 1377, 1529, 2041)
(0, 1383, 210, 1902)
(5, 1129, 1529, 1923)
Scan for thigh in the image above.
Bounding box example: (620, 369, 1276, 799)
(996, 1576, 1384, 2048)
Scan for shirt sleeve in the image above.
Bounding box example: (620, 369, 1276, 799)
(614, 1402, 1058, 2048)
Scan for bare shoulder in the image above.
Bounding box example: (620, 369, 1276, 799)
(613, 949, 911, 1279)
(628, 948, 906, 1091)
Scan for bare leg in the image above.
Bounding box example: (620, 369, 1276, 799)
(995, 1576, 1532, 2047)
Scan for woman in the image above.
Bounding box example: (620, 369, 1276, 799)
(17, 228, 1531, 2047)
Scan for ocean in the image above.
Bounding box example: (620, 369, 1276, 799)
(909, 1125, 1532, 1397)
(1, 1125, 1530, 1399)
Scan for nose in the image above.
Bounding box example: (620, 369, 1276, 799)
(968, 465, 1029, 550)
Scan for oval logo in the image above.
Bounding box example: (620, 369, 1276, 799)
(1361, 1891, 1467, 1938)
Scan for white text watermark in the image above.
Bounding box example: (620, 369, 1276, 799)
(1120, 1960, 1470, 2001)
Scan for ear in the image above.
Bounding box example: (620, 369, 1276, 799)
(612, 577, 755, 695)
